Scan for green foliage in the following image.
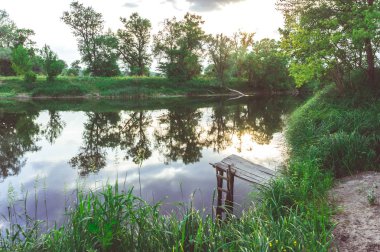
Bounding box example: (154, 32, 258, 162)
(11, 46, 36, 83)
(65, 60, 81, 76)
(11, 46, 32, 75)
(24, 71, 36, 83)
(317, 131, 376, 175)
(277, 0, 380, 90)
(90, 33, 120, 77)
(367, 185, 377, 206)
(0, 180, 333, 251)
(117, 13, 151, 76)
(0, 9, 17, 48)
(62, 2, 119, 77)
(0, 47, 15, 76)
(0, 76, 249, 98)
(287, 86, 380, 177)
(230, 31, 254, 79)
(207, 34, 234, 87)
(40, 45, 66, 81)
(32, 83, 87, 97)
(245, 39, 293, 90)
(153, 13, 206, 81)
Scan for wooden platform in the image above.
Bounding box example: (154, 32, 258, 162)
(210, 154, 276, 219)
(211, 154, 276, 186)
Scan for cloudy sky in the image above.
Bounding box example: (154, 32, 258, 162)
(2, 0, 283, 65)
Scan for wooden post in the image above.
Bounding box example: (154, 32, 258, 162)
(225, 165, 235, 218)
(211, 155, 276, 222)
(216, 167, 224, 220)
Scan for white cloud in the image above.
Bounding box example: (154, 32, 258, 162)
(166, 0, 245, 12)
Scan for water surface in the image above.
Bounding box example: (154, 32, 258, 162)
(0, 96, 300, 226)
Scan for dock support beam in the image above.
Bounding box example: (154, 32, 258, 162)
(215, 165, 235, 221)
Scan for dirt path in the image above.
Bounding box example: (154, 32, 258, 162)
(330, 171, 380, 252)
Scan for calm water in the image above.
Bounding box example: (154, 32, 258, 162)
(0, 96, 300, 227)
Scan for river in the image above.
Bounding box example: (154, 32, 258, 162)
(0, 96, 301, 228)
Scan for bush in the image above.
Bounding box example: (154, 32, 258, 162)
(24, 71, 36, 83)
(11, 45, 32, 76)
(32, 84, 87, 97)
(40, 45, 66, 81)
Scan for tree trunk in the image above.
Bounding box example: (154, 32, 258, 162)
(332, 65, 345, 93)
(365, 0, 375, 87)
(365, 39, 375, 86)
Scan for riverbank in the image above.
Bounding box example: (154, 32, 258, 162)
(0, 85, 378, 251)
(286, 85, 380, 251)
(0, 76, 295, 99)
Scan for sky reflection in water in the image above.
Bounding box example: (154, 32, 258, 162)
(0, 96, 300, 225)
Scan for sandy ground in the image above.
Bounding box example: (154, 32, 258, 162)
(330, 171, 380, 252)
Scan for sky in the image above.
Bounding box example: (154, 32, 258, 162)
(2, 0, 284, 65)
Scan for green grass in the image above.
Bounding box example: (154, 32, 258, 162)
(1, 85, 378, 251)
(0, 75, 254, 98)
(1, 181, 331, 252)
(287, 86, 380, 177)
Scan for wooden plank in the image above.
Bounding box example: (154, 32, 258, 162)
(221, 156, 274, 181)
(212, 162, 229, 171)
(211, 155, 276, 186)
(235, 173, 267, 185)
(222, 154, 275, 176)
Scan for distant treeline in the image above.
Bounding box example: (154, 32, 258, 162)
(0, 2, 293, 91)
(1, 0, 379, 92)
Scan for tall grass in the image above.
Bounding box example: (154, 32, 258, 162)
(287, 86, 380, 177)
(0, 180, 332, 252)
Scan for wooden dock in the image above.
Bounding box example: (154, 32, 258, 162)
(210, 154, 276, 220)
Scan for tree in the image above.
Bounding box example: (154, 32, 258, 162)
(62, 2, 119, 76)
(244, 39, 293, 90)
(1, 9, 35, 76)
(207, 34, 234, 87)
(66, 60, 81, 76)
(11, 45, 35, 82)
(0, 10, 35, 48)
(0, 9, 17, 48)
(231, 31, 255, 79)
(117, 13, 152, 76)
(0, 47, 15, 76)
(153, 13, 206, 81)
(277, 0, 380, 90)
(91, 31, 120, 77)
(40, 45, 66, 81)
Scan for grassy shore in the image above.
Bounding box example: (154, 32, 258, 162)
(1, 86, 379, 251)
(0, 76, 256, 98)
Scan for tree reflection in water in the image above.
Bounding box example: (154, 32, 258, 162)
(118, 111, 152, 165)
(69, 112, 120, 176)
(207, 100, 234, 152)
(154, 108, 206, 164)
(0, 113, 40, 181)
(0, 97, 299, 177)
(42, 111, 66, 145)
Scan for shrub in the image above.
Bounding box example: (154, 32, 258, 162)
(40, 45, 66, 81)
(24, 71, 36, 83)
